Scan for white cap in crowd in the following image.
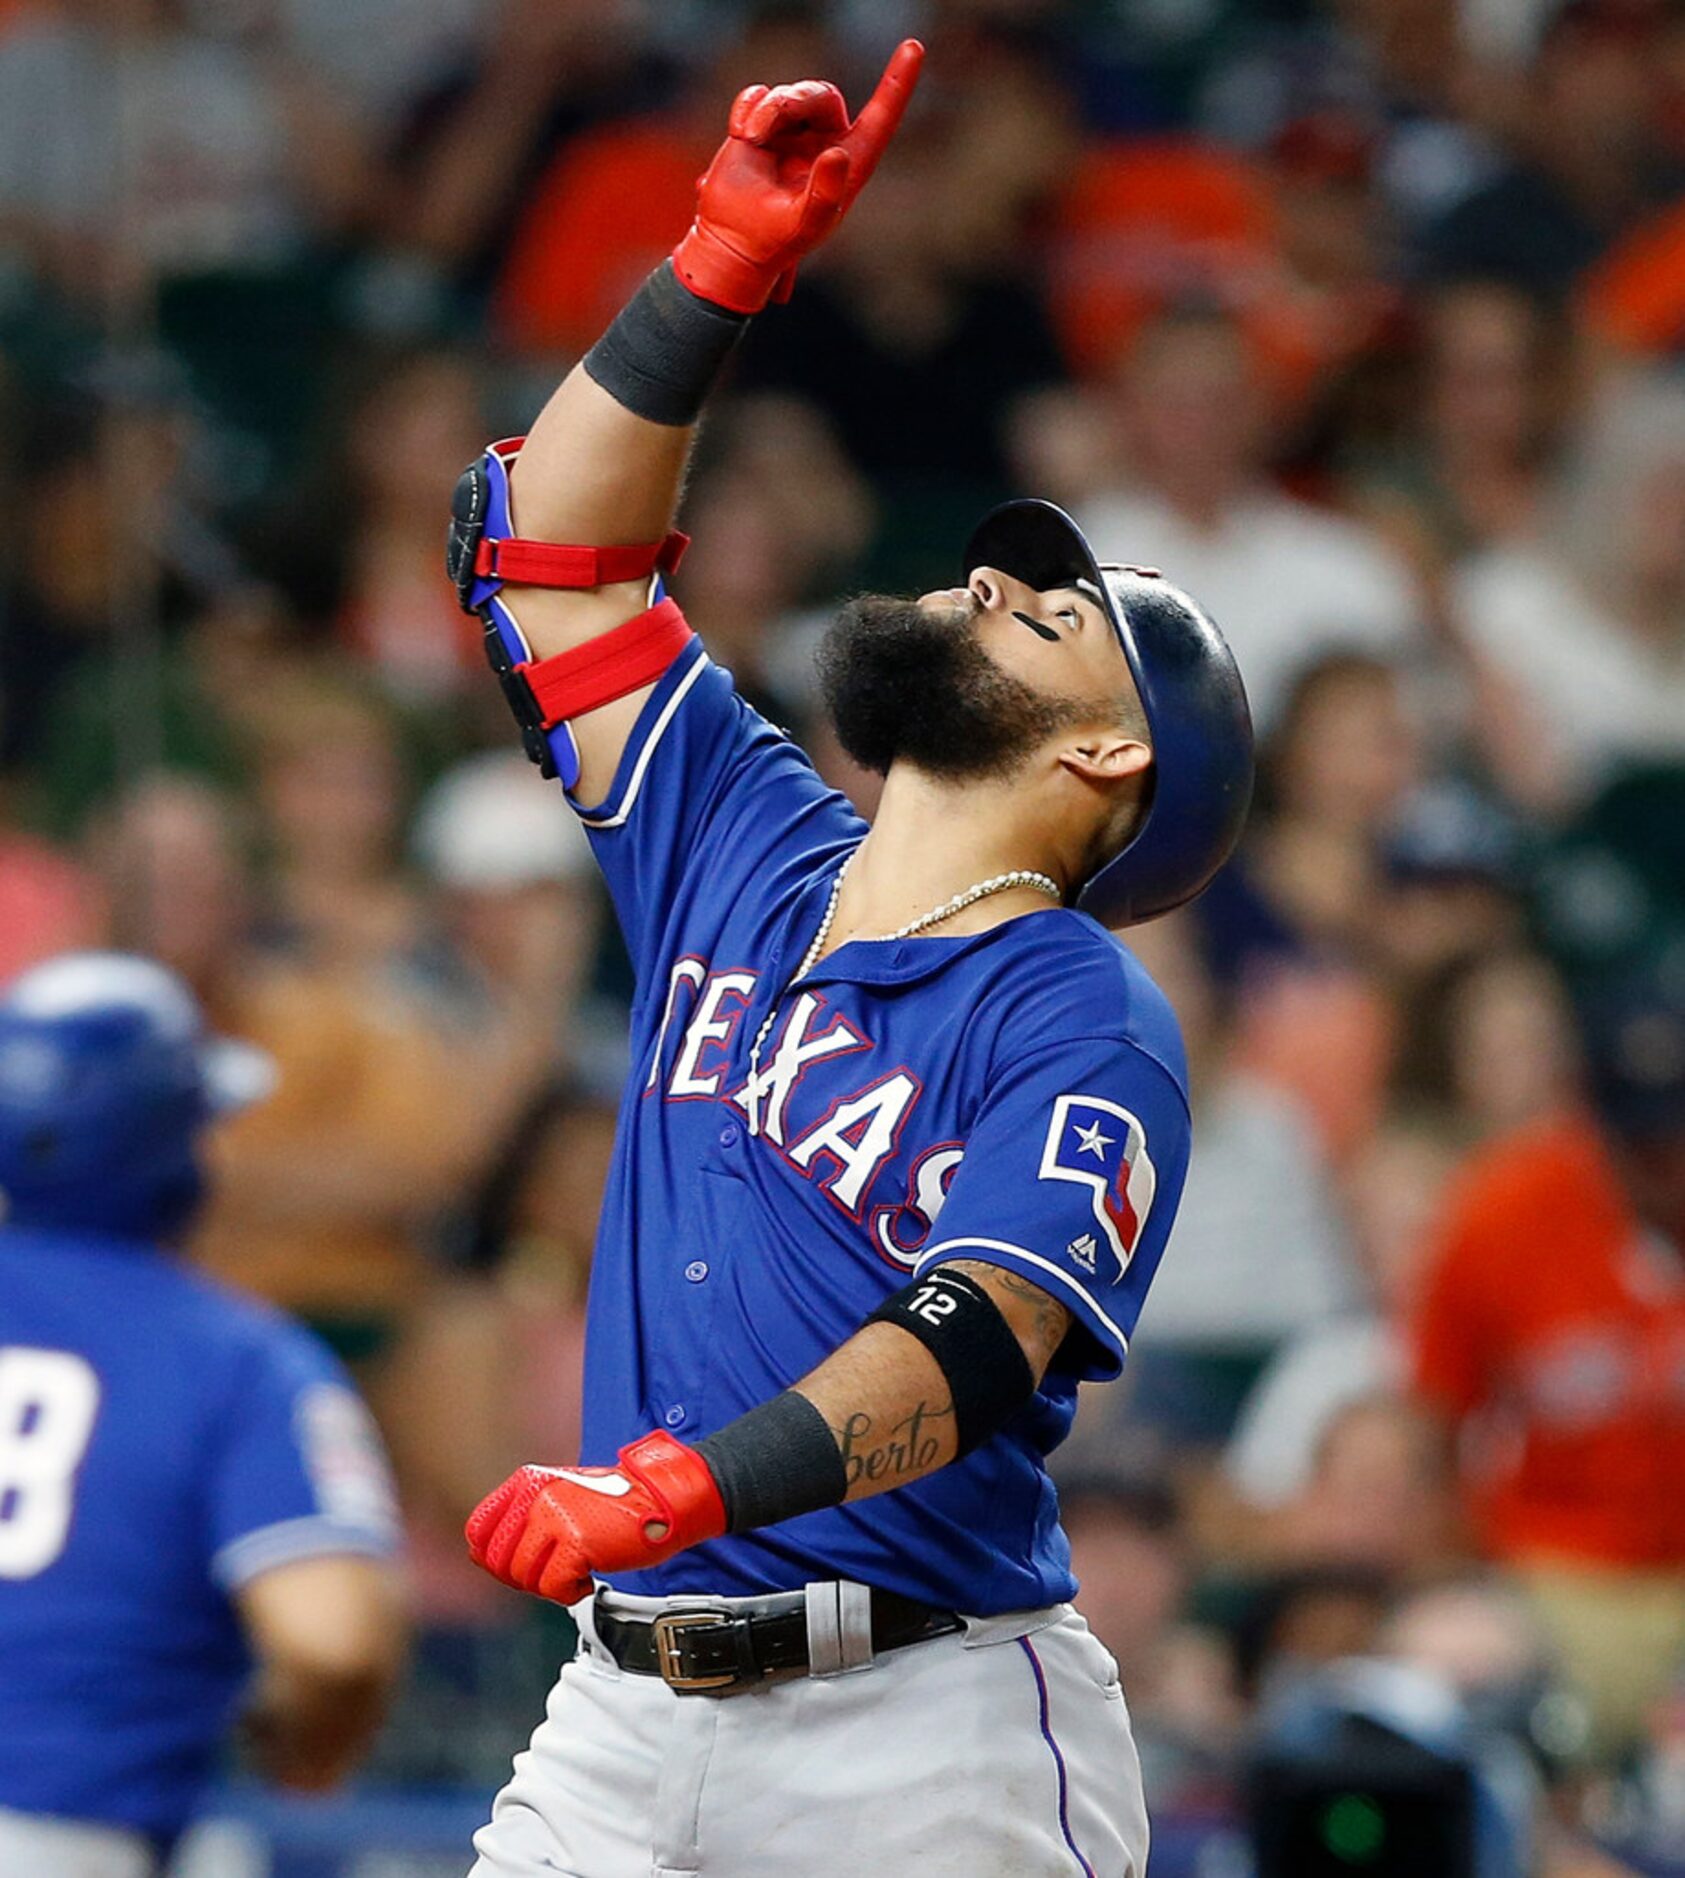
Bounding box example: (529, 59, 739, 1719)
(412, 753, 595, 891)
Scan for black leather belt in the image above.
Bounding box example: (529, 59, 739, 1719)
(592, 1586, 961, 1695)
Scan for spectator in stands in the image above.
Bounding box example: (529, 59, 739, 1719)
(1119, 913, 1357, 1446)
(1352, 279, 1571, 605)
(334, 352, 491, 704)
(1225, 1114, 1458, 1524)
(1231, 1565, 1396, 1706)
(1410, 950, 1685, 1755)
(1075, 307, 1423, 730)
(382, 1080, 619, 1624)
(0, 394, 212, 793)
(1218, 652, 1421, 970)
(253, 351, 489, 707)
(1381, 1582, 1643, 1878)
(1195, 653, 1416, 1163)
(277, 0, 493, 139)
(387, 0, 661, 305)
(1423, 0, 1683, 299)
(1056, 1459, 1246, 1807)
(1261, 1393, 1457, 1576)
(91, 775, 476, 1372)
(0, 421, 118, 782)
(1394, 947, 1579, 1142)
(404, 748, 607, 1105)
(249, 673, 422, 974)
(1196, 0, 1502, 243)
(1372, 784, 1533, 995)
(670, 396, 874, 728)
(1453, 370, 1685, 810)
(1046, 102, 1399, 419)
(0, 0, 375, 304)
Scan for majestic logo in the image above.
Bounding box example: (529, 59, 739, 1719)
(1038, 1094, 1156, 1278)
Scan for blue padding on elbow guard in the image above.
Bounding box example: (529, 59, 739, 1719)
(451, 440, 671, 792)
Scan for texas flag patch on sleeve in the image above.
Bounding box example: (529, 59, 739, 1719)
(1037, 1094, 1157, 1280)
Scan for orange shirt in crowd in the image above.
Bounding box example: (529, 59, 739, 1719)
(1050, 139, 1278, 378)
(1412, 1113, 1685, 1570)
(1047, 137, 1386, 410)
(494, 121, 710, 358)
(1580, 197, 1685, 355)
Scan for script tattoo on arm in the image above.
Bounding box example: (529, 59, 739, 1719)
(787, 1263, 1071, 1505)
(791, 1322, 961, 1505)
(833, 1396, 957, 1494)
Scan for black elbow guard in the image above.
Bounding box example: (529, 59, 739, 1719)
(865, 1268, 1037, 1456)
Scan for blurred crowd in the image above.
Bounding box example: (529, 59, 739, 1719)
(3, 0, 1685, 1864)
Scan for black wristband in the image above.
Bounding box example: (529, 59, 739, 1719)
(583, 261, 750, 427)
(695, 1389, 848, 1534)
(864, 1267, 1037, 1457)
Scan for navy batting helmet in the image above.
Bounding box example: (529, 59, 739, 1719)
(0, 953, 274, 1239)
(964, 499, 1253, 925)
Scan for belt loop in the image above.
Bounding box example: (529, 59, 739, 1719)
(837, 1581, 874, 1670)
(580, 1588, 620, 1670)
(805, 1580, 844, 1676)
(805, 1579, 875, 1678)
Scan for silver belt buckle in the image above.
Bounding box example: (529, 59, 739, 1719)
(651, 1609, 739, 1692)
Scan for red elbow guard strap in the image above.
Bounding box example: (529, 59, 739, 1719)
(474, 529, 690, 590)
(516, 598, 694, 729)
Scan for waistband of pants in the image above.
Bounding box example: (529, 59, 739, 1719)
(584, 1580, 963, 1695)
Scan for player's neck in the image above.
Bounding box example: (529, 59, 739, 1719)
(834, 766, 1075, 942)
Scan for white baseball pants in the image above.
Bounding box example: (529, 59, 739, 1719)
(0, 1806, 156, 1878)
(469, 1589, 1148, 1878)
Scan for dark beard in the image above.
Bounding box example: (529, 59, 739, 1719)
(817, 595, 1098, 782)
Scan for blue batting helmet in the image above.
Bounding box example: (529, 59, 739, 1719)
(964, 499, 1254, 925)
(0, 953, 274, 1239)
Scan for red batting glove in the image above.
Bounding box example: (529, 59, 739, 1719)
(464, 1432, 728, 1606)
(672, 38, 924, 315)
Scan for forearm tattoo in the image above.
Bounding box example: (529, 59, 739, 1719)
(954, 1261, 1070, 1364)
(831, 1397, 956, 1492)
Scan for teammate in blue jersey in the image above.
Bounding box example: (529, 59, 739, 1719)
(0, 953, 406, 1877)
(451, 41, 1252, 1878)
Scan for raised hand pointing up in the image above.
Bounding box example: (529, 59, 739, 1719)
(673, 39, 925, 315)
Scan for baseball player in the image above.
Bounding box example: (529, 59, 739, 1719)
(449, 39, 1252, 1878)
(0, 953, 406, 1877)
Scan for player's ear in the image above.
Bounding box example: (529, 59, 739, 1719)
(1057, 733, 1152, 788)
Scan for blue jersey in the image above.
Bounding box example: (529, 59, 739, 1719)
(0, 1227, 399, 1840)
(564, 635, 1192, 1615)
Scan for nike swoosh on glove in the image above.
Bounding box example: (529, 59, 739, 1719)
(464, 1432, 728, 1605)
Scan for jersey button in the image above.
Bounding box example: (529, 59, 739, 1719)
(684, 1260, 709, 1284)
(718, 1123, 739, 1148)
(664, 1405, 687, 1428)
